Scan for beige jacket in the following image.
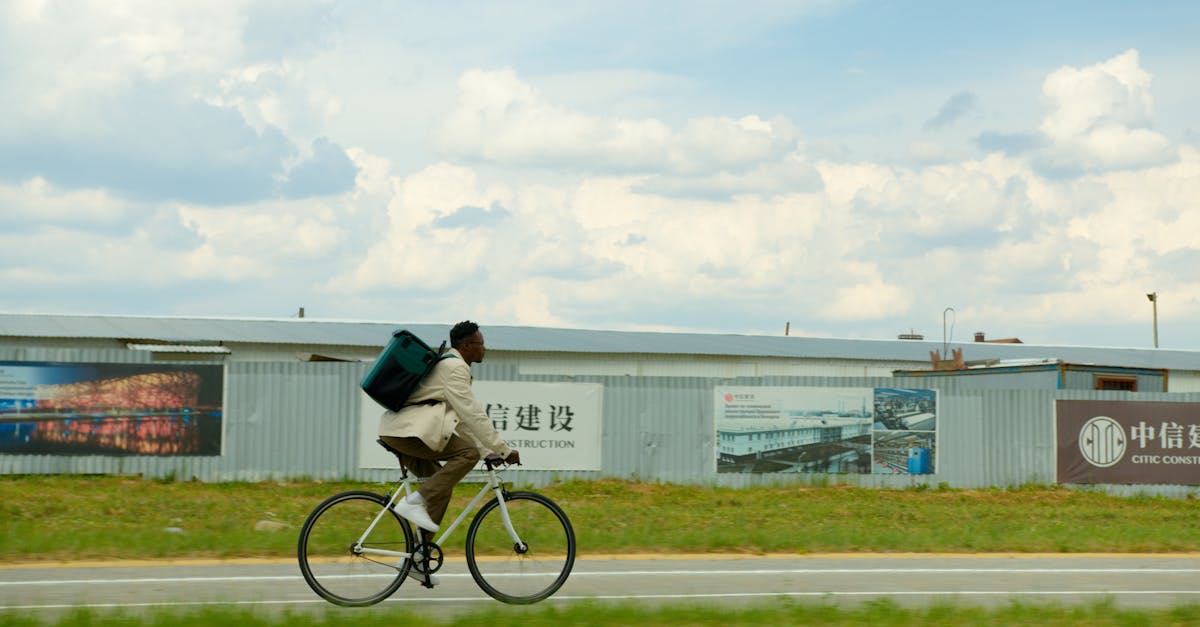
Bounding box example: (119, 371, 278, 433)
(377, 348, 512, 457)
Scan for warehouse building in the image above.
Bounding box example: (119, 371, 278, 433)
(2, 312, 1199, 492)
(2, 312, 1197, 389)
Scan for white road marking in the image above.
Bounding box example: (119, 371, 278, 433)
(5, 589, 1200, 611)
(3, 567, 1199, 587)
(5, 563, 1199, 611)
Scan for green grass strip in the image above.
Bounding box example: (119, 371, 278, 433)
(3, 476, 1200, 562)
(6, 477, 1200, 624)
(4, 599, 1200, 626)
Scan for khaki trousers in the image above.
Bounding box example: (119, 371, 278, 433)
(379, 434, 480, 526)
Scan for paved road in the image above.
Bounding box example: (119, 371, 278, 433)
(3, 554, 1199, 618)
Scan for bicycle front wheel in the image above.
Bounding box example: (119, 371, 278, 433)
(297, 490, 416, 606)
(465, 491, 576, 604)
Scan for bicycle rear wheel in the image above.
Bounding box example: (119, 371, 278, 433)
(465, 491, 576, 604)
(297, 490, 416, 606)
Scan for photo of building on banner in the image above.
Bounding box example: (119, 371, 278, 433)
(0, 362, 225, 456)
(715, 386, 938, 475)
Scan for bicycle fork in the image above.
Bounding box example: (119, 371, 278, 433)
(494, 489, 528, 553)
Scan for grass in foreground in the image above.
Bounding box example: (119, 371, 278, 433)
(4, 599, 1200, 627)
(2, 475, 1200, 562)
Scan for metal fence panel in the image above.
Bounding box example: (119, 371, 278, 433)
(3, 351, 1200, 496)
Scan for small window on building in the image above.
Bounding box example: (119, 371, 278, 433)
(1095, 376, 1137, 391)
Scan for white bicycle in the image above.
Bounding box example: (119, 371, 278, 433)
(297, 440, 576, 605)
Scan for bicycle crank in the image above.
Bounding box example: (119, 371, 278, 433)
(415, 542, 444, 574)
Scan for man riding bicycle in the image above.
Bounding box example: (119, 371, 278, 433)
(378, 321, 520, 536)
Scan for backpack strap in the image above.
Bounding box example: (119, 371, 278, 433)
(435, 340, 457, 362)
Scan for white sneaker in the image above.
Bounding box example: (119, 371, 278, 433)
(393, 498, 439, 532)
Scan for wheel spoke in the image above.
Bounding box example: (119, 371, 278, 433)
(466, 492, 576, 604)
(297, 491, 415, 606)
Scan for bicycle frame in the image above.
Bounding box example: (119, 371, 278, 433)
(298, 453, 574, 606)
(351, 464, 525, 565)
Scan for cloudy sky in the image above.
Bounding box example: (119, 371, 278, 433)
(2, 1, 1198, 349)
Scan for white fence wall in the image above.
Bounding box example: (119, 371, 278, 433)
(2, 350, 1199, 496)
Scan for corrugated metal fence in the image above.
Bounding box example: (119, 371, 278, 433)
(2, 352, 1199, 495)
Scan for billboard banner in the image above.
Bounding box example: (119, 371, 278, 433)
(0, 361, 225, 456)
(715, 386, 938, 475)
(1057, 399, 1200, 485)
(360, 381, 603, 471)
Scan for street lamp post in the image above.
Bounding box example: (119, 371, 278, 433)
(1146, 292, 1158, 348)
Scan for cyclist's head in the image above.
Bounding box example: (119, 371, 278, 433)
(450, 320, 480, 348)
(451, 320, 485, 364)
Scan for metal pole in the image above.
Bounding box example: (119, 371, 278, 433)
(1153, 298, 1158, 348)
(1147, 292, 1158, 348)
(942, 307, 955, 358)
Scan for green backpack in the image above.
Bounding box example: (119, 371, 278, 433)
(360, 330, 455, 411)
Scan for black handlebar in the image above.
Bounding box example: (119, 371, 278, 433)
(484, 453, 520, 470)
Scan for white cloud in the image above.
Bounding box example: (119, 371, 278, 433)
(820, 263, 914, 321)
(0, 177, 130, 228)
(331, 64, 1200, 337)
(435, 68, 801, 176)
(1068, 146, 1200, 266)
(635, 154, 824, 198)
(0, 2, 358, 205)
(0, 220, 176, 285)
(2, 4, 1198, 347)
(436, 68, 670, 170)
(334, 163, 500, 291)
(487, 279, 573, 327)
(668, 115, 799, 174)
(1038, 49, 1174, 172)
(0, 2, 245, 127)
(177, 202, 344, 261)
(817, 154, 1037, 241)
(0, 164, 365, 291)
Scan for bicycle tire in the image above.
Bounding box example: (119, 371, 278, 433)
(297, 490, 416, 606)
(465, 491, 576, 604)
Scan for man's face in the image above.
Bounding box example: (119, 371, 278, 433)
(460, 330, 486, 364)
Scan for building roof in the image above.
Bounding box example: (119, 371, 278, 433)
(2, 312, 1198, 370)
(893, 358, 1168, 377)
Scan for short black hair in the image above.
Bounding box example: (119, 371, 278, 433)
(450, 320, 480, 348)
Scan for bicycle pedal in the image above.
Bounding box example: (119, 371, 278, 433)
(408, 567, 440, 589)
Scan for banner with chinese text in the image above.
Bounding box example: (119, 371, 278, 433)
(1057, 399, 1200, 485)
(360, 381, 603, 471)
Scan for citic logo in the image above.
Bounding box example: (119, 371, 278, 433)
(1079, 415, 1126, 468)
